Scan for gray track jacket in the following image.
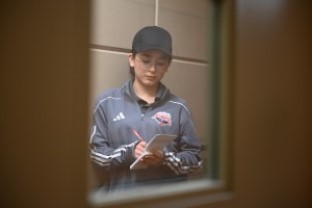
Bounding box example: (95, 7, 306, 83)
(90, 79, 202, 192)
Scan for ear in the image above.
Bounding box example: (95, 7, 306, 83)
(128, 53, 135, 67)
(164, 61, 171, 72)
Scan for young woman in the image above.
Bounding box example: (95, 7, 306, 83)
(90, 26, 202, 192)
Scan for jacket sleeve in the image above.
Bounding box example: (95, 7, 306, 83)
(163, 106, 202, 175)
(89, 103, 137, 170)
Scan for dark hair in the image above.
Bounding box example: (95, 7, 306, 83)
(129, 50, 137, 79)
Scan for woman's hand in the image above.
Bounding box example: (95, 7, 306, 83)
(134, 142, 165, 166)
(142, 149, 165, 166)
(134, 141, 147, 159)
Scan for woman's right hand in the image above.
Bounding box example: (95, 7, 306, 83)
(134, 141, 147, 159)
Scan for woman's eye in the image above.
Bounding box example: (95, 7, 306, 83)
(156, 62, 165, 66)
(142, 60, 150, 64)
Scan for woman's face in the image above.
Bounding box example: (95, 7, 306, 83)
(129, 49, 171, 89)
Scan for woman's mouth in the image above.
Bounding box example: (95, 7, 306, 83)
(145, 76, 156, 80)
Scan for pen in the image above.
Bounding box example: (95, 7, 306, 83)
(132, 129, 145, 141)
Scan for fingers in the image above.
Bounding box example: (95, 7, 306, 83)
(134, 143, 165, 166)
(136, 141, 147, 152)
(134, 141, 147, 158)
(151, 150, 164, 159)
(141, 151, 164, 166)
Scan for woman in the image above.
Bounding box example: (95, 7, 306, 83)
(90, 26, 202, 192)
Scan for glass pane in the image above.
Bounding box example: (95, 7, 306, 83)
(88, 0, 219, 204)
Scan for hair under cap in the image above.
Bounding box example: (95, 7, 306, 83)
(132, 26, 172, 56)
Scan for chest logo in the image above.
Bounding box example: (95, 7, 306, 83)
(113, 112, 125, 122)
(152, 111, 172, 126)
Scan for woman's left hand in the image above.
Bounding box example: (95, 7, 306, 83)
(141, 149, 165, 166)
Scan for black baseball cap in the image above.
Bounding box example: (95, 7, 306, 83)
(132, 26, 172, 56)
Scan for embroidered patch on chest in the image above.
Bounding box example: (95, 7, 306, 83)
(152, 111, 172, 126)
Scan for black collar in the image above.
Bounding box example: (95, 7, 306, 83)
(128, 79, 164, 105)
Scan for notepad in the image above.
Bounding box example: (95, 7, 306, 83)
(130, 134, 176, 170)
